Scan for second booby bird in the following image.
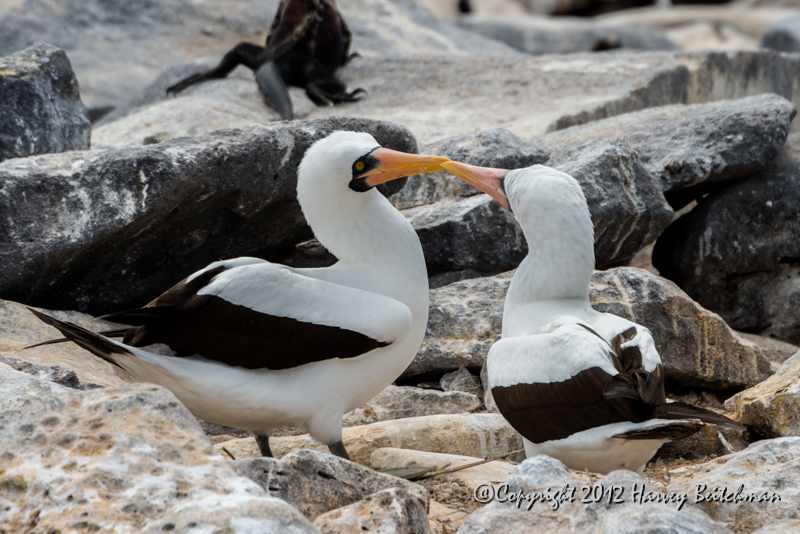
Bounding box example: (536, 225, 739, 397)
(441, 160, 742, 474)
(30, 131, 447, 460)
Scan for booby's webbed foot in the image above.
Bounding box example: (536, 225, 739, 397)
(253, 431, 274, 457)
(166, 42, 268, 96)
(328, 440, 350, 460)
(255, 61, 294, 121)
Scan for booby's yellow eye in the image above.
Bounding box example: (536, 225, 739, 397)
(354, 161, 365, 171)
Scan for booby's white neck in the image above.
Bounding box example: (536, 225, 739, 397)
(502, 166, 595, 334)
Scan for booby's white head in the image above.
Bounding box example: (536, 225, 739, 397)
(442, 160, 595, 302)
(296, 131, 448, 266)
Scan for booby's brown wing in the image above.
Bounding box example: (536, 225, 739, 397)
(491, 326, 740, 444)
(95, 260, 411, 371)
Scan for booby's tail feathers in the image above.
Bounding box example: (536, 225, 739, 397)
(27, 308, 132, 368)
(613, 402, 744, 440)
(656, 401, 744, 430)
(612, 420, 705, 440)
(23, 328, 128, 350)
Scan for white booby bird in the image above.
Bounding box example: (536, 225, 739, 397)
(440, 160, 742, 474)
(29, 131, 448, 460)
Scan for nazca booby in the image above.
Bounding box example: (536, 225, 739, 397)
(29, 131, 447, 460)
(440, 160, 742, 474)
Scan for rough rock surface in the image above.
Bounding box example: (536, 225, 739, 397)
(0, 0, 516, 112)
(726, 352, 800, 438)
(0, 42, 90, 162)
(217, 414, 524, 466)
(440, 367, 483, 397)
(459, 455, 728, 533)
(761, 14, 800, 52)
(231, 450, 427, 521)
(458, 14, 678, 55)
(392, 128, 549, 210)
(342, 385, 481, 427)
(667, 438, 800, 532)
(0, 299, 135, 386)
(0, 118, 414, 314)
(313, 487, 430, 534)
(653, 133, 800, 345)
(402, 273, 510, 380)
(736, 332, 800, 368)
(592, 267, 773, 392)
(0, 374, 319, 533)
(538, 94, 797, 206)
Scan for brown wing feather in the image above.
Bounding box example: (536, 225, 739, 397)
(493, 327, 739, 444)
(97, 264, 391, 371)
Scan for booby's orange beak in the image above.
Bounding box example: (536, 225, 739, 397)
(442, 161, 510, 208)
(361, 148, 450, 186)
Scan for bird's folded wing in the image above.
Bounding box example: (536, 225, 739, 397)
(103, 262, 412, 371)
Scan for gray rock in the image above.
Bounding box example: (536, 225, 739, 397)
(0, 361, 70, 411)
(392, 128, 549, 210)
(667, 438, 800, 533)
(0, 43, 90, 162)
(312, 487, 430, 534)
(0, 378, 319, 533)
(592, 267, 773, 392)
(0, 117, 414, 314)
(761, 14, 800, 52)
(654, 423, 748, 462)
(404, 140, 673, 276)
(440, 367, 483, 398)
(231, 449, 428, 521)
(342, 385, 481, 426)
(517, 0, 590, 15)
(725, 352, 800, 438)
(653, 132, 800, 345)
(538, 94, 797, 207)
(0, 354, 98, 391)
(458, 14, 678, 56)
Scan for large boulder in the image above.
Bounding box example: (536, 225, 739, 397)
(342, 385, 481, 427)
(313, 487, 430, 534)
(457, 14, 678, 55)
(592, 268, 773, 392)
(653, 133, 800, 345)
(0, 118, 414, 315)
(0, 42, 90, 162)
(0, 372, 319, 533)
(537, 94, 797, 207)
